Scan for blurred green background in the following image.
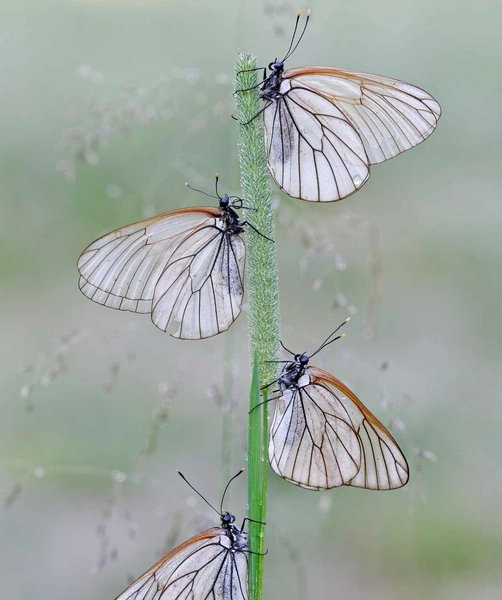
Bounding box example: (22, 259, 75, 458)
(1, 0, 501, 598)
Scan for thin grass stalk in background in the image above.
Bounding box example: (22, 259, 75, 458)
(235, 53, 280, 600)
(221, 331, 235, 487)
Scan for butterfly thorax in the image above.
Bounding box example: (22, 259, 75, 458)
(219, 204, 245, 236)
(260, 60, 285, 101)
(228, 524, 248, 552)
(278, 353, 311, 390)
(220, 513, 248, 553)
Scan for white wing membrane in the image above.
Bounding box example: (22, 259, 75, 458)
(290, 68, 441, 165)
(77, 207, 245, 339)
(116, 528, 248, 600)
(264, 79, 369, 202)
(268, 379, 362, 490)
(77, 211, 216, 313)
(329, 376, 409, 490)
(263, 66, 440, 202)
(269, 367, 409, 490)
(152, 223, 245, 339)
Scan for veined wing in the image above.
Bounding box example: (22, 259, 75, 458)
(152, 222, 245, 339)
(308, 366, 409, 490)
(268, 375, 361, 490)
(116, 527, 248, 600)
(77, 207, 219, 313)
(263, 79, 370, 202)
(285, 66, 441, 165)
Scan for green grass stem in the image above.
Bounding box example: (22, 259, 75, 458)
(235, 53, 280, 600)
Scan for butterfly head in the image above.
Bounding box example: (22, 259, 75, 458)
(295, 352, 310, 367)
(269, 59, 284, 73)
(220, 511, 236, 527)
(219, 194, 231, 209)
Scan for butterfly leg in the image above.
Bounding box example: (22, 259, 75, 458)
(260, 373, 282, 390)
(241, 220, 274, 243)
(236, 66, 267, 79)
(234, 67, 267, 96)
(241, 517, 266, 529)
(238, 101, 272, 126)
(246, 548, 269, 557)
(249, 394, 277, 414)
(234, 81, 265, 95)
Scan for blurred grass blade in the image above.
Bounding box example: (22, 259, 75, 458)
(248, 351, 266, 600)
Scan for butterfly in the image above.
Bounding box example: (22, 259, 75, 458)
(263, 318, 409, 490)
(114, 469, 260, 600)
(77, 176, 269, 339)
(238, 10, 441, 202)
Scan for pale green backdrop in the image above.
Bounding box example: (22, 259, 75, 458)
(1, 1, 501, 599)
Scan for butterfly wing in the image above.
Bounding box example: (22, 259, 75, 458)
(308, 366, 409, 490)
(77, 208, 220, 314)
(285, 66, 441, 165)
(151, 220, 245, 339)
(263, 79, 370, 202)
(263, 66, 440, 202)
(115, 527, 248, 600)
(268, 373, 362, 490)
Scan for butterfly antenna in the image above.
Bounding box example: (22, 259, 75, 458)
(214, 173, 222, 200)
(309, 317, 350, 359)
(227, 194, 249, 210)
(177, 471, 220, 517)
(282, 10, 302, 62)
(280, 339, 296, 356)
(220, 468, 245, 514)
(185, 180, 218, 200)
(283, 9, 310, 62)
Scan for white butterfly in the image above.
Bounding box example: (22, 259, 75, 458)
(240, 11, 441, 202)
(264, 320, 409, 490)
(115, 471, 252, 600)
(77, 177, 265, 339)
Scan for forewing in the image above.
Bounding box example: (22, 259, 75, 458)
(268, 378, 361, 490)
(151, 223, 245, 339)
(263, 79, 370, 202)
(115, 527, 248, 600)
(77, 208, 218, 313)
(286, 66, 441, 165)
(308, 367, 409, 490)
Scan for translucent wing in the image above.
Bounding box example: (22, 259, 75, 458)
(285, 66, 441, 165)
(263, 66, 440, 202)
(309, 366, 409, 490)
(77, 206, 245, 339)
(115, 527, 248, 600)
(268, 373, 362, 490)
(263, 79, 370, 202)
(269, 367, 409, 490)
(151, 219, 245, 339)
(77, 208, 219, 314)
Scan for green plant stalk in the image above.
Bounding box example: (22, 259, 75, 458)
(247, 355, 266, 599)
(235, 53, 280, 600)
(221, 330, 235, 487)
